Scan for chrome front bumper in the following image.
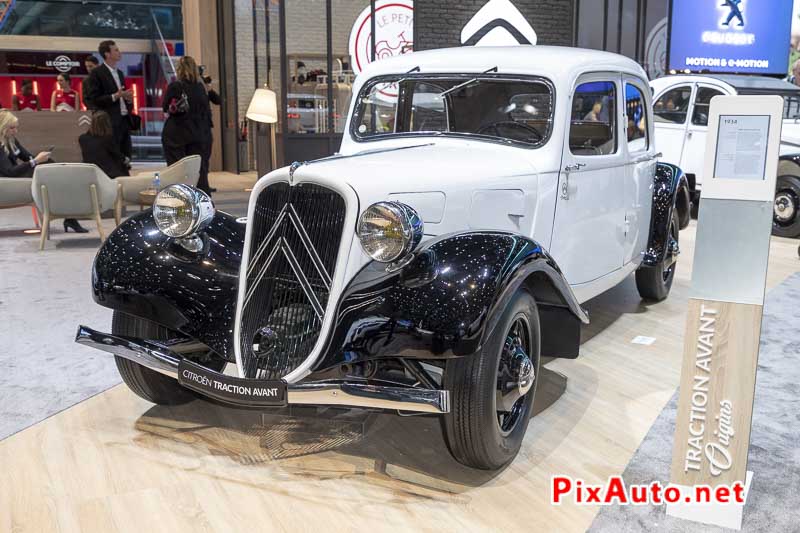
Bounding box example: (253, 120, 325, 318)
(75, 325, 449, 414)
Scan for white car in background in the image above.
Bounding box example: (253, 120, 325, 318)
(651, 74, 800, 237)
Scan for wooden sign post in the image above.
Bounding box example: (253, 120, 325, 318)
(667, 95, 783, 530)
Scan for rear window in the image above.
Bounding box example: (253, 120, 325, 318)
(353, 75, 554, 148)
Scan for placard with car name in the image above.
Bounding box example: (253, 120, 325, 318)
(667, 95, 783, 530)
(714, 115, 770, 181)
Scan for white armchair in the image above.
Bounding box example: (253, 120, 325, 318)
(114, 155, 201, 213)
(31, 163, 118, 250)
(0, 177, 34, 209)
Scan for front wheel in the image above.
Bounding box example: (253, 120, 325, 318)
(112, 311, 226, 405)
(636, 210, 679, 301)
(772, 175, 800, 238)
(443, 289, 541, 470)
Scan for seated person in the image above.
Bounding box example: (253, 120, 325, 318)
(12, 80, 41, 112)
(0, 110, 87, 233)
(51, 73, 78, 112)
(583, 100, 602, 122)
(79, 111, 129, 178)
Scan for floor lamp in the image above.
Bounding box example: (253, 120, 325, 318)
(246, 87, 278, 177)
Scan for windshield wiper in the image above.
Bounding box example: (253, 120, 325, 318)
(438, 66, 498, 97)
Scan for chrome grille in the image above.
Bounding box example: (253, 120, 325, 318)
(239, 182, 346, 379)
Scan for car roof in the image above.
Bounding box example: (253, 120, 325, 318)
(357, 45, 649, 87)
(651, 74, 800, 96)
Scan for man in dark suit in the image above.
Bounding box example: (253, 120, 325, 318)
(85, 40, 134, 164)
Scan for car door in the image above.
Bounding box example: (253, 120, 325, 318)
(622, 78, 656, 266)
(652, 84, 694, 165)
(549, 74, 625, 285)
(679, 84, 728, 189)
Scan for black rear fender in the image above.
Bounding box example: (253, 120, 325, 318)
(643, 162, 688, 266)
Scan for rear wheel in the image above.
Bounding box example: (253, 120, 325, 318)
(112, 311, 225, 405)
(772, 175, 800, 238)
(443, 289, 541, 470)
(636, 210, 679, 301)
(676, 184, 691, 229)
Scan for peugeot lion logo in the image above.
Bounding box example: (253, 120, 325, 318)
(461, 0, 538, 47)
(720, 0, 745, 28)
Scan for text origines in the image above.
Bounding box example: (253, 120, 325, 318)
(685, 304, 717, 473)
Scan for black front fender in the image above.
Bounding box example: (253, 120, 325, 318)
(642, 162, 688, 266)
(92, 211, 244, 360)
(313, 232, 588, 373)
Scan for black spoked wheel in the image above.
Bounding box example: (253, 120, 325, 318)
(772, 176, 800, 238)
(636, 210, 680, 301)
(443, 289, 541, 470)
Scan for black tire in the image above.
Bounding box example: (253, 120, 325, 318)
(676, 184, 691, 230)
(772, 175, 800, 238)
(443, 289, 541, 470)
(636, 210, 679, 302)
(112, 311, 222, 405)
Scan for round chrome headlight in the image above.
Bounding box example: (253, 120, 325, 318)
(357, 202, 423, 263)
(153, 184, 215, 238)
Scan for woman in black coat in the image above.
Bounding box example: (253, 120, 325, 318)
(161, 56, 212, 194)
(79, 111, 129, 178)
(0, 110, 50, 178)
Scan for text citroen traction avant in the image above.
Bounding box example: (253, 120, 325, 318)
(76, 46, 686, 470)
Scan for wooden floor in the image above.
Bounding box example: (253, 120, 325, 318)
(1, 224, 798, 533)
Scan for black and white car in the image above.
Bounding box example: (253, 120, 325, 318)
(76, 46, 686, 469)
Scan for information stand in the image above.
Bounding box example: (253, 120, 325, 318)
(667, 95, 783, 530)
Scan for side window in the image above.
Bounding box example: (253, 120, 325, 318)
(691, 87, 725, 126)
(625, 83, 648, 152)
(569, 81, 617, 156)
(408, 82, 448, 132)
(653, 86, 692, 124)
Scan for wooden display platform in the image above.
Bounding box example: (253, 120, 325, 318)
(1, 225, 797, 533)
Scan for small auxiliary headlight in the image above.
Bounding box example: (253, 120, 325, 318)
(153, 184, 215, 238)
(357, 201, 423, 263)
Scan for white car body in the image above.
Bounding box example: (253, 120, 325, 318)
(256, 46, 661, 305)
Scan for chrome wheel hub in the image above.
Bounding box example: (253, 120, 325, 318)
(774, 193, 796, 223)
(496, 317, 535, 434)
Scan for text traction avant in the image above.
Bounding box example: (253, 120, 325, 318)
(685, 305, 735, 476)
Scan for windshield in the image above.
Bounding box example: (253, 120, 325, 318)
(352, 76, 554, 147)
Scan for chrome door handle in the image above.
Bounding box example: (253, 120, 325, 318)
(560, 173, 570, 200)
(687, 131, 693, 139)
(564, 163, 586, 172)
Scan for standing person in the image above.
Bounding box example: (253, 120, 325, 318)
(200, 66, 221, 193)
(84, 55, 99, 74)
(0, 111, 86, 232)
(79, 111, 129, 178)
(82, 56, 100, 109)
(161, 56, 212, 195)
(85, 40, 133, 166)
(12, 80, 41, 112)
(50, 73, 78, 112)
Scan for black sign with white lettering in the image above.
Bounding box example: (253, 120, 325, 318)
(178, 359, 287, 407)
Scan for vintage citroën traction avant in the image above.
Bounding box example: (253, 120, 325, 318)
(77, 46, 686, 469)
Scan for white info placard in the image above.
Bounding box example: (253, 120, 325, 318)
(701, 95, 782, 202)
(714, 115, 770, 181)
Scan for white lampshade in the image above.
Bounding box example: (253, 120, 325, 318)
(246, 88, 278, 123)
